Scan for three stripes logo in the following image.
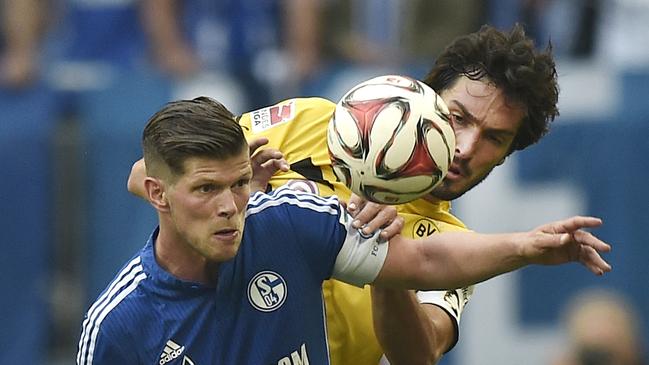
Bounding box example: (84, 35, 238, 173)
(159, 340, 194, 365)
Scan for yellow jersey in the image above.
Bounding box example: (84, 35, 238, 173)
(239, 97, 472, 365)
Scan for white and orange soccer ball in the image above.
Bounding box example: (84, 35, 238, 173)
(327, 75, 455, 204)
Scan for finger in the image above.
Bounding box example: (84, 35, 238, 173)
(248, 137, 269, 155)
(352, 202, 382, 229)
(555, 216, 603, 233)
(276, 158, 289, 172)
(361, 206, 397, 234)
(572, 230, 611, 253)
(259, 157, 286, 170)
(380, 216, 404, 240)
(347, 194, 366, 218)
(579, 245, 612, 275)
(252, 148, 283, 163)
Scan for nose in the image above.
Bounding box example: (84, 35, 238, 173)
(216, 189, 238, 218)
(454, 129, 479, 161)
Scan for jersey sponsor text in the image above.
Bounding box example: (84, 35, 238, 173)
(277, 343, 310, 365)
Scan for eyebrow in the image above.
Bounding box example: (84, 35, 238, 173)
(453, 100, 516, 137)
(189, 170, 252, 185)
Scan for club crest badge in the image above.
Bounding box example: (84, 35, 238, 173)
(247, 271, 287, 312)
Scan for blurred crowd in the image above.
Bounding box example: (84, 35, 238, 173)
(1, 0, 648, 364)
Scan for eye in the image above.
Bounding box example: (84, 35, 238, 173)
(233, 178, 250, 189)
(451, 113, 464, 125)
(198, 184, 217, 193)
(487, 134, 505, 146)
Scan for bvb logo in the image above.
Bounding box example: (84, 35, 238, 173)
(413, 218, 438, 238)
(247, 271, 287, 312)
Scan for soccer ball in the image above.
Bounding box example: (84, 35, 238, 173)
(327, 75, 455, 204)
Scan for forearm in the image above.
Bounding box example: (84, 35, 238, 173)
(374, 216, 610, 289)
(377, 232, 526, 289)
(371, 288, 449, 364)
(140, 0, 188, 56)
(284, 0, 320, 79)
(2, 0, 41, 53)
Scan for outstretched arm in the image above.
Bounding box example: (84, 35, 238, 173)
(371, 215, 611, 364)
(374, 216, 611, 289)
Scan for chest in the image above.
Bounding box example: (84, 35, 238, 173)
(140, 253, 330, 364)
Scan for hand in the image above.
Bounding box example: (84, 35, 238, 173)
(154, 44, 201, 79)
(346, 193, 404, 241)
(521, 216, 612, 275)
(249, 137, 289, 193)
(0, 50, 37, 88)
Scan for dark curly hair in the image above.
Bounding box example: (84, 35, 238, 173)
(422, 23, 559, 154)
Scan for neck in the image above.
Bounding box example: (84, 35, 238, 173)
(423, 193, 445, 205)
(155, 225, 219, 286)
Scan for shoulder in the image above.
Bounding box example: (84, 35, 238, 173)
(239, 97, 335, 135)
(247, 186, 341, 219)
(77, 256, 150, 361)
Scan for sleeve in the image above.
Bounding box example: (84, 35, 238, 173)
(77, 314, 138, 364)
(255, 187, 388, 286)
(416, 285, 475, 350)
(330, 212, 389, 287)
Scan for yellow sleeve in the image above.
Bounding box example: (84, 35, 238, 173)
(240, 97, 351, 200)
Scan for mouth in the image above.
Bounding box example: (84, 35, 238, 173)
(213, 228, 240, 242)
(446, 164, 463, 179)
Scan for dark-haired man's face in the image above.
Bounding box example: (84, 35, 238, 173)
(431, 76, 525, 201)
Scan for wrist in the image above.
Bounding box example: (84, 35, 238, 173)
(513, 232, 533, 266)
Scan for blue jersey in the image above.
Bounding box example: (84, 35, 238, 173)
(77, 187, 387, 364)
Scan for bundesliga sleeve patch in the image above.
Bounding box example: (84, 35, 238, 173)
(250, 100, 295, 133)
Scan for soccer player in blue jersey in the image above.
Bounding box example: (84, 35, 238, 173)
(78, 96, 611, 364)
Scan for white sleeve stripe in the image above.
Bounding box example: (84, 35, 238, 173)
(249, 185, 339, 208)
(78, 271, 147, 364)
(79, 257, 141, 330)
(77, 258, 146, 364)
(77, 256, 142, 362)
(251, 186, 339, 208)
(246, 194, 340, 218)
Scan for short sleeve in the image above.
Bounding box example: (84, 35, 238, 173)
(77, 320, 137, 364)
(416, 285, 475, 351)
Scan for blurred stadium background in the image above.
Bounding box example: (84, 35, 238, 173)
(1, 0, 647, 364)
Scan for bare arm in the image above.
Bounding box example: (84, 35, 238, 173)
(139, 0, 199, 78)
(371, 217, 610, 363)
(372, 289, 455, 364)
(284, 0, 321, 82)
(1, 0, 43, 86)
(373, 216, 611, 289)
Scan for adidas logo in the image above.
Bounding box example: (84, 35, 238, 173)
(159, 340, 185, 365)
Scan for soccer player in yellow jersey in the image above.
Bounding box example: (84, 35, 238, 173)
(238, 96, 468, 365)
(236, 24, 562, 365)
(128, 24, 576, 365)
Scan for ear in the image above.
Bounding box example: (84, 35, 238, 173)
(144, 177, 170, 212)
